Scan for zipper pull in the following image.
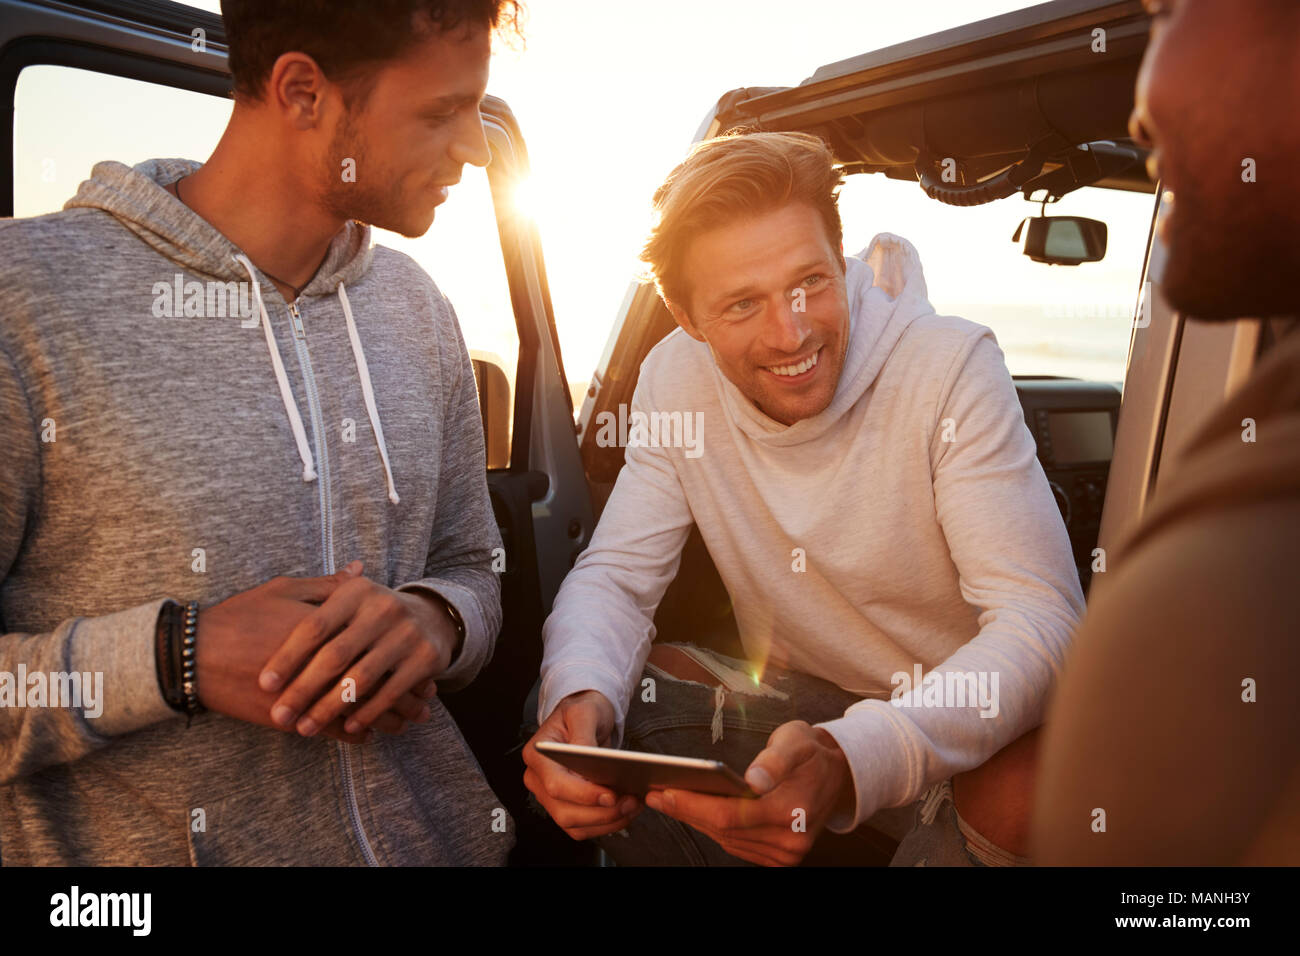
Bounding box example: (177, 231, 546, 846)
(289, 302, 305, 339)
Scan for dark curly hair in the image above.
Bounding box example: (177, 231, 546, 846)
(220, 1, 523, 106)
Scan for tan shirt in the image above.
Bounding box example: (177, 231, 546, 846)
(1031, 321, 1300, 864)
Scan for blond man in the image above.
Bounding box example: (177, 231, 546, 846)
(524, 132, 1083, 866)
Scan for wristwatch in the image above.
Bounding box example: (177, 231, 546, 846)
(431, 592, 466, 664)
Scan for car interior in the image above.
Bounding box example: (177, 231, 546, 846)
(0, 0, 1285, 866)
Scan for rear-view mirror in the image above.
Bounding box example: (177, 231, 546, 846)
(1012, 216, 1108, 265)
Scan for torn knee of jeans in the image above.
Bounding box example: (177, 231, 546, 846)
(642, 647, 792, 744)
(644, 646, 789, 700)
(918, 780, 954, 826)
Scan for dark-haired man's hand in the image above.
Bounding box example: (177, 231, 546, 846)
(196, 565, 435, 743)
(255, 561, 461, 737)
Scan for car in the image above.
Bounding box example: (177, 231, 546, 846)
(0, 0, 1274, 866)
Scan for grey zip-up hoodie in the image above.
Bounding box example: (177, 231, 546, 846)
(0, 158, 511, 865)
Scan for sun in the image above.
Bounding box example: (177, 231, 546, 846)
(510, 174, 539, 223)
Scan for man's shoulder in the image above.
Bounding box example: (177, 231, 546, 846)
(368, 243, 446, 301)
(367, 243, 463, 340)
(893, 311, 993, 357)
(0, 207, 122, 276)
(0, 208, 130, 352)
(0, 204, 118, 238)
(363, 245, 484, 396)
(882, 312, 1002, 394)
(636, 327, 714, 401)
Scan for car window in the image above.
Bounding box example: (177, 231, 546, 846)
(836, 172, 1157, 382)
(13, 63, 518, 464)
(13, 66, 228, 219)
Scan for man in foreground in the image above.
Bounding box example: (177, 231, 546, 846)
(0, 0, 519, 864)
(524, 131, 1085, 865)
(1031, 0, 1299, 865)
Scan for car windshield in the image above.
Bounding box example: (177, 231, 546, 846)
(837, 173, 1157, 383)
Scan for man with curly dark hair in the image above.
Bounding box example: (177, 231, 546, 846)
(0, 1, 522, 864)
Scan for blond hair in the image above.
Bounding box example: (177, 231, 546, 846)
(640, 130, 845, 308)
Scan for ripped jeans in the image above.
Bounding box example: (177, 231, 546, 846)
(526, 644, 1027, 867)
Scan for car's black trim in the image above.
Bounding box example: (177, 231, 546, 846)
(39, 0, 226, 42)
(0, 36, 230, 217)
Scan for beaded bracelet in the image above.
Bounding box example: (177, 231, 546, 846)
(154, 599, 206, 724)
(179, 600, 204, 720)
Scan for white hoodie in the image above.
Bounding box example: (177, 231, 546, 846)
(539, 233, 1085, 830)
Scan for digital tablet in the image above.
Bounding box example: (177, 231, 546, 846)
(535, 741, 757, 798)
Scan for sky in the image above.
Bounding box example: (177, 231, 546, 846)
(13, 0, 1156, 392)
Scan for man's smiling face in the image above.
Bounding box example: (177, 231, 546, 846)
(668, 203, 850, 426)
(1129, 0, 1300, 318)
(317, 22, 492, 238)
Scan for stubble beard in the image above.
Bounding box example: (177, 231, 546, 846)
(319, 107, 396, 231)
(1161, 174, 1299, 322)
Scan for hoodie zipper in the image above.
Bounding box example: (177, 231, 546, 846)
(288, 302, 334, 567)
(287, 299, 380, 868)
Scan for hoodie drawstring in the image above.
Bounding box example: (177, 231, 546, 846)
(338, 282, 400, 505)
(232, 255, 398, 504)
(234, 253, 317, 483)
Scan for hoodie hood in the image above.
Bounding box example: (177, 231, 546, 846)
(64, 158, 399, 502)
(716, 232, 935, 446)
(64, 158, 373, 294)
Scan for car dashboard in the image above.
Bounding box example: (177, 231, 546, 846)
(1014, 377, 1122, 594)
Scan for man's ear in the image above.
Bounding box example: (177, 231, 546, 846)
(268, 51, 331, 130)
(666, 299, 707, 344)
